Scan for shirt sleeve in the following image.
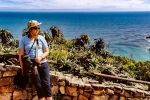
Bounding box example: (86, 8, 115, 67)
(41, 36, 48, 49)
(19, 37, 24, 49)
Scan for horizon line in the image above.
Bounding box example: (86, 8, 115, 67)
(0, 9, 150, 12)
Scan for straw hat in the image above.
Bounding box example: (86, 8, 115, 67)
(25, 20, 42, 32)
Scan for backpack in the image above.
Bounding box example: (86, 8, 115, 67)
(14, 68, 29, 89)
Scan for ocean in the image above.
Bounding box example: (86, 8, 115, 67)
(0, 11, 150, 61)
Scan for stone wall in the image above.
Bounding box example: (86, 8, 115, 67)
(0, 63, 150, 100)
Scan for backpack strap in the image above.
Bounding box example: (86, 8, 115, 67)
(36, 38, 38, 58)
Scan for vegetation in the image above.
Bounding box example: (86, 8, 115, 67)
(0, 27, 150, 83)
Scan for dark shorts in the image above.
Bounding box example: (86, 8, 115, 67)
(30, 62, 52, 98)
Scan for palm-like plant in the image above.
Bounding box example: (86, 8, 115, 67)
(80, 34, 91, 45)
(73, 38, 84, 47)
(91, 38, 105, 54)
(73, 34, 91, 48)
(50, 26, 63, 38)
(0, 29, 14, 45)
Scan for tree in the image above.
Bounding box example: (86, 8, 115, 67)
(50, 26, 63, 38)
(0, 29, 14, 45)
(73, 34, 91, 47)
(91, 38, 105, 54)
(80, 34, 91, 45)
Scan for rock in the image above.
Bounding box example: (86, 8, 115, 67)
(72, 96, 78, 100)
(0, 77, 14, 86)
(120, 90, 132, 97)
(62, 96, 71, 100)
(50, 75, 59, 85)
(0, 71, 3, 78)
(134, 91, 145, 97)
(5, 65, 20, 71)
(3, 70, 17, 77)
(70, 82, 78, 87)
(120, 96, 126, 100)
(32, 95, 38, 100)
(0, 93, 12, 100)
(92, 89, 104, 95)
(144, 91, 150, 96)
(56, 72, 65, 81)
(52, 85, 58, 95)
(90, 95, 109, 100)
(78, 82, 84, 89)
(82, 77, 89, 84)
(66, 86, 78, 96)
(78, 94, 88, 100)
(111, 94, 119, 100)
(91, 84, 106, 90)
(0, 85, 15, 93)
(13, 90, 27, 100)
(84, 84, 92, 91)
(114, 85, 122, 93)
(0, 66, 6, 71)
(0, 63, 4, 67)
(59, 86, 65, 94)
(58, 81, 65, 86)
(78, 89, 84, 94)
(0, 63, 150, 100)
(83, 92, 91, 98)
(127, 98, 143, 100)
(105, 88, 114, 95)
(65, 76, 72, 85)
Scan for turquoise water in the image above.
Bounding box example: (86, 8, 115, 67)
(0, 11, 150, 61)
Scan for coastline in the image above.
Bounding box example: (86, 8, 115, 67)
(0, 11, 150, 61)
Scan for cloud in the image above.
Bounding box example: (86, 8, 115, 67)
(0, 0, 150, 11)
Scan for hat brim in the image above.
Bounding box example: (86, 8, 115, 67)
(25, 22, 42, 32)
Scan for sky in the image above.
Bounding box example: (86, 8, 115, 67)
(0, 0, 150, 12)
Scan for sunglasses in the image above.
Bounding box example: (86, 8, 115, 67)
(32, 27, 40, 30)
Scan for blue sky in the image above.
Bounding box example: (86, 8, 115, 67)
(0, 0, 150, 12)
